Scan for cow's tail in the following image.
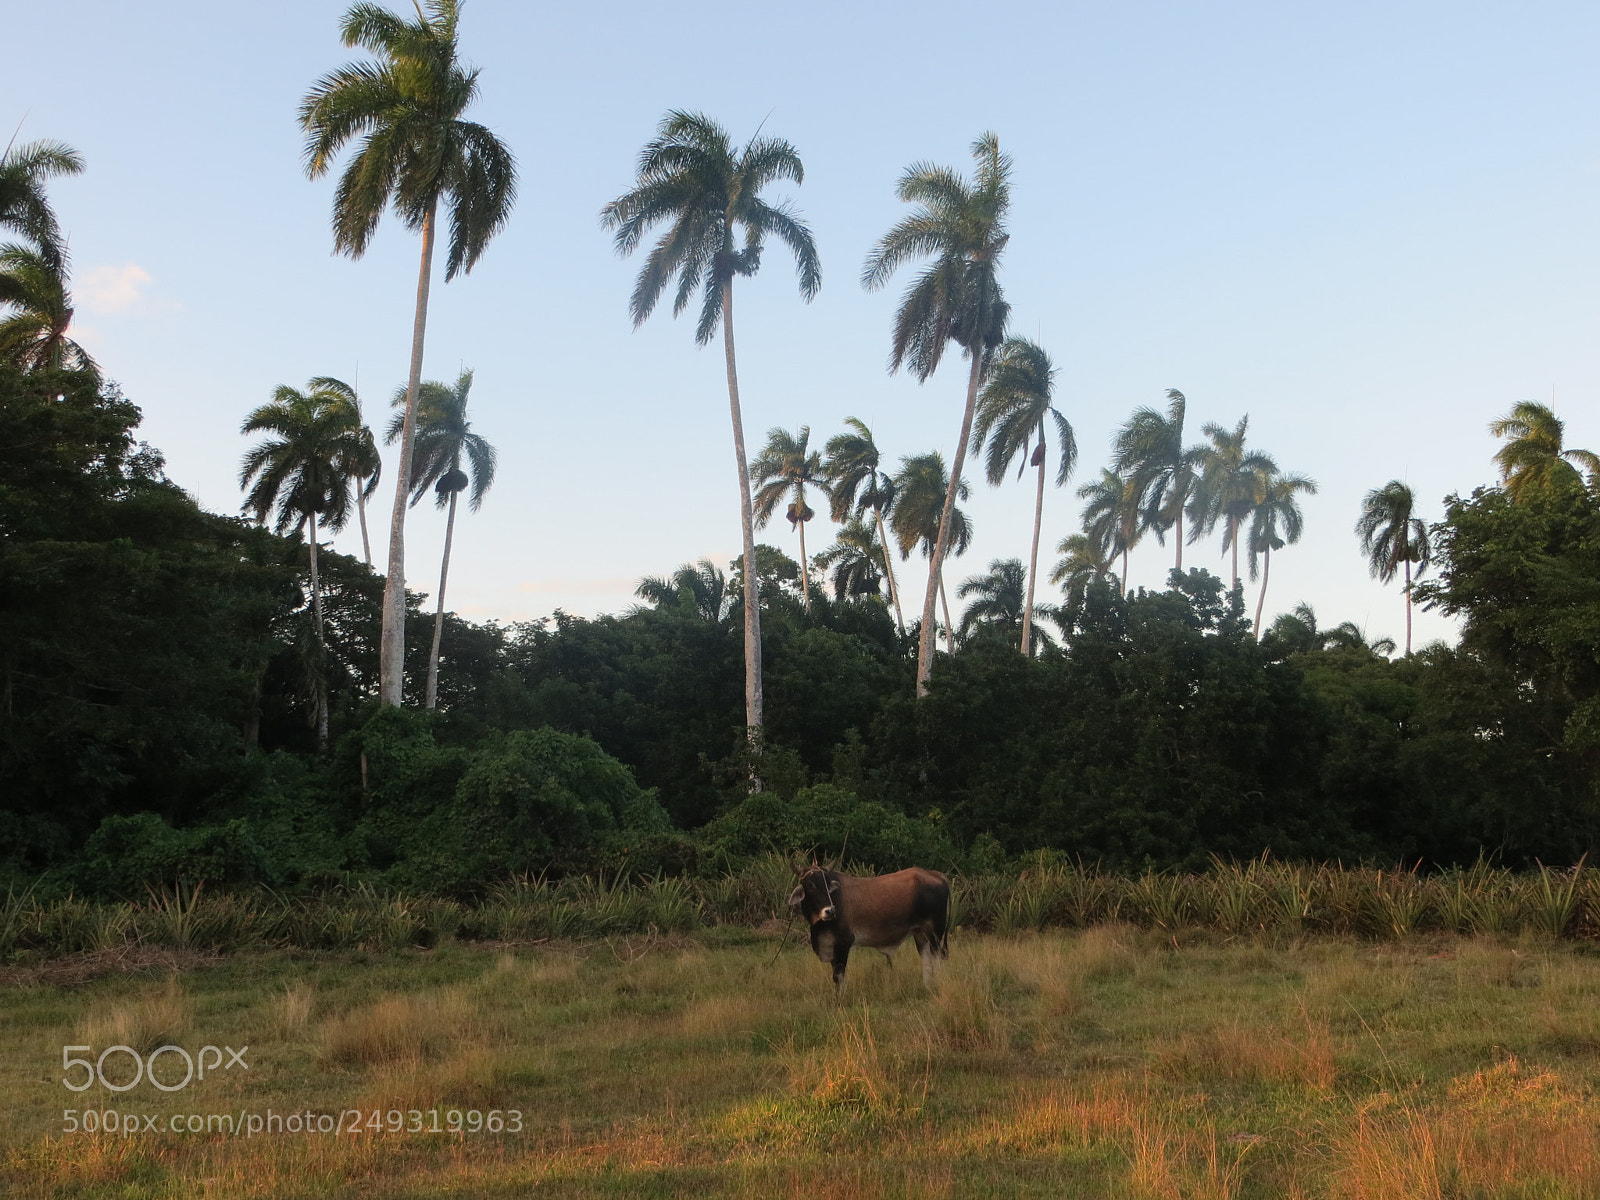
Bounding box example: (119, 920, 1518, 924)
(933, 877, 952, 958)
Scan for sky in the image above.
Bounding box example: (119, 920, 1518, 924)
(7, 0, 1600, 649)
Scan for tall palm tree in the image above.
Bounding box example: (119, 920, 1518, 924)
(308, 376, 382, 566)
(824, 418, 904, 632)
(972, 337, 1076, 657)
(864, 133, 1011, 696)
(300, 0, 517, 707)
(0, 244, 94, 374)
(890, 452, 972, 648)
(751, 426, 829, 611)
(601, 111, 820, 742)
(1489, 401, 1600, 501)
(1078, 468, 1142, 594)
(239, 381, 365, 747)
(0, 138, 84, 271)
(813, 516, 887, 602)
(1188, 416, 1276, 590)
(958, 558, 1056, 653)
(1246, 469, 1317, 637)
(1114, 389, 1202, 573)
(1355, 480, 1431, 656)
(1270, 603, 1398, 657)
(385, 369, 495, 710)
(1050, 532, 1117, 609)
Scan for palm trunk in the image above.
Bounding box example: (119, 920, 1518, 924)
(722, 278, 764, 743)
(939, 571, 954, 649)
(797, 493, 811, 611)
(307, 512, 328, 751)
(1253, 544, 1271, 638)
(1120, 547, 1128, 596)
(1021, 442, 1045, 658)
(1174, 507, 1184, 574)
(873, 502, 904, 634)
(424, 488, 457, 710)
(379, 201, 437, 706)
(916, 349, 985, 696)
(356, 480, 372, 567)
(1404, 556, 1412, 657)
(1229, 518, 1239, 590)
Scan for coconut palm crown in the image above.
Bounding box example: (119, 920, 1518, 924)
(1489, 401, 1599, 501)
(751, 426, 829, 610)
(1114, 388, 1203, 573)
(823, 417, 904, 630)
(1355, 480, 1431, 656)
(0, 243, 95, 374)
(973, 336, 1075, 656)
(1188, 416, 1276, 588)
(957, 558, 1056, 653)
(1246, 468, 1317, 637)
(0, 139, 84, 272)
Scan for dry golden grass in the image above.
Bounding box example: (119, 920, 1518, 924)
(75, 976, 191, 1055)
(316, 988, 479, 1067)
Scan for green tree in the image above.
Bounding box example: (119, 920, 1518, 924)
(751, 425, 828, 611)
(0, 139, 84, 271)
(813, 516, 886, 602)
(1077, 468, 1142, 594)
(1114, 389, 1202, 572)
(309, 376, 382, 565)
(385, 369, 495, 710)
(863, 133, 1011, 696)
(1189, 416, 1275, 589)
(973, 337, 1076, 657)
(1489, 401, 1599, 502)
(824, 417, 904, 631)
(890, 452, 972, 648)
(601, 111, 821, 743)
(1356, 480, 1431, 656)
(300, 0, 517, 708)
(635, 560, 731, 623)
(958, 558, 1056, 652)
(1246, 468, 1316, 637)
(238, 381, 366, 746)
(0, 245, 94, 374)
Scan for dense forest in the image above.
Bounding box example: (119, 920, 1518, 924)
(3, 359, 1597, 897)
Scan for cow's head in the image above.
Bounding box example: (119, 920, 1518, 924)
(788, 862, 840, 924)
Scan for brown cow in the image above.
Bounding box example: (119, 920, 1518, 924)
(787, 862, 950, 996)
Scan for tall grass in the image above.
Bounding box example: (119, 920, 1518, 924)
(2, 855, 1596, 961)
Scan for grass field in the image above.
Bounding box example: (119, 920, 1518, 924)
(5, 924, 1600, 1198)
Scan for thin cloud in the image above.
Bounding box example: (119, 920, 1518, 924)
(78, 263, 153, 314)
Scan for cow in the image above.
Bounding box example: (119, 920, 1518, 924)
(787, 861, 950, 996)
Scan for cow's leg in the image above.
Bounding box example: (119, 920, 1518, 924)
(914, 926, 937, 984)
(832, 943, 851, 1000)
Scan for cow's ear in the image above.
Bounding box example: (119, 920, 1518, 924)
(787, 885, 804, 907)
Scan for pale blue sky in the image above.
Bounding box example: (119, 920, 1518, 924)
(7, 0, 1599, 647)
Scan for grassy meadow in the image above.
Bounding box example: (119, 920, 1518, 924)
(5, 915, 1600, 1199)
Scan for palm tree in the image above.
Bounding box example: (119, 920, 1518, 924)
(813, 516, 887, 602)
(1489, 401, 1600, 501)
(1050, 532, 1117, 610)
(1189, 416, 1276, 589)
(308, 376, 381, 565)
(300, 0, 517, 707)
(1355, 480, 1431, 656)
(1271, 603, 1397, 657)
(239, 381, 366, 747)
(636, 560, 731, 623)
(1114, 389, 1202, 573)
(0, 138, 84, 271)
(385, 369, 495, 710)
(751, 426, 829, 611)
(1078, 468, 1142, 594)
(0, 244, 95, 374)
(958, 558, 1056, 653)
(601, 111, 820, 742)
(890, 452, 972, 648)
(824, 418, 904, 631)
(973, 337, 1076, 657)
(1246, 469, 1317, 637)
(863, 133, 1011, 696)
